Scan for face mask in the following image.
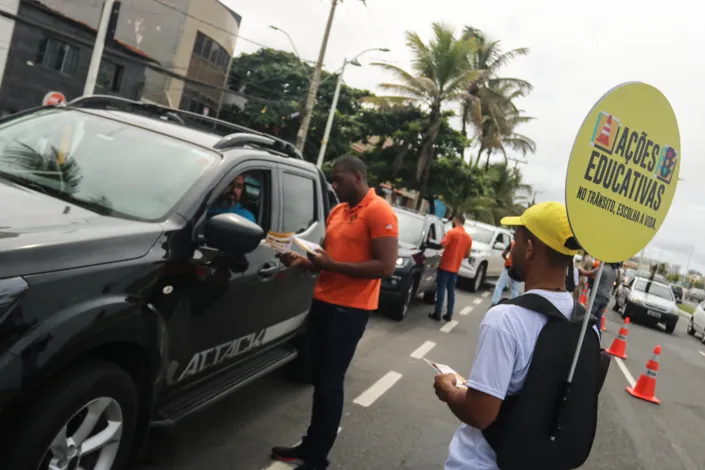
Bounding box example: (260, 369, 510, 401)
(507, 266, 523, 282)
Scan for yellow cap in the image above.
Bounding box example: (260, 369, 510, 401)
(500, 202, 580, 256)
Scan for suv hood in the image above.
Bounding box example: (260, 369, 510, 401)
(471, 241, 491, 253)
(630, 291, 675, 312)
(0, 182, 163, 277)
(398, 240, 420, 258)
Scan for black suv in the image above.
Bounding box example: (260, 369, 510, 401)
(379, 208, 444, 320)
(0, 96, 337, 470)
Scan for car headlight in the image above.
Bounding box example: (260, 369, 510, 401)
(630, 297, 643, 305)
(396, 257, 411, 268)
(468, 256, 476, 266)
(0, 277, 28, 320)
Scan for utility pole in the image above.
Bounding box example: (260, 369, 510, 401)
(685, 245, 695, 281)
(84, 0, 118, 96)
(295, 0, 339, 153)
(317, 58, 349, 168)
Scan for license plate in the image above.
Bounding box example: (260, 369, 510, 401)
(647, 310, 662, 319)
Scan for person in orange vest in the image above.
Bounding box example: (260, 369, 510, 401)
(491, 239, 522, 305)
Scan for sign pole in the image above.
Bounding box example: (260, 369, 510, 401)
(567, 262, 604, 382)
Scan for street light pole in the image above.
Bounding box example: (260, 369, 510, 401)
(685, 245, 695, 280)
(295, 0, 339, 153)
(84, 0, 116, 96)
(316, 48, 389, 168)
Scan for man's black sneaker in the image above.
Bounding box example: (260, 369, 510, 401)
(428, 312, 441, 321)
(271, 445, 307, 465)
(294, 462, 328, 470)
(443, 314, 452, 322)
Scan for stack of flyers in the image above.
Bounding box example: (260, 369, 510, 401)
(265, 231, 294, 253)
(423, 358, 468, 389)
(293, 236, 323, 255)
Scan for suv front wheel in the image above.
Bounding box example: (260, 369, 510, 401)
(469, 263, 486, 293)
(3, 360, 138, 470)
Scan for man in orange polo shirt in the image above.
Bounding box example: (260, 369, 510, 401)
(430, 214, 472, 321)
(273, 156, 398, 470)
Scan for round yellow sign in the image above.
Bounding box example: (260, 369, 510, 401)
(565, 82, 680, 262)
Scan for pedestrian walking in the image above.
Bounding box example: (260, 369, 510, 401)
(273, 156, 398, 470)
(434, 201, 603, 470)
(590, 262, 620, 333)
(430, 214, 472, 321)
(490, 240, 522, 305)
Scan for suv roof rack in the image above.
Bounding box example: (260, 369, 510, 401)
(68, 95, 303, 160)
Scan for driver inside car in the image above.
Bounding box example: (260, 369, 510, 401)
(208, 174, 256, 223)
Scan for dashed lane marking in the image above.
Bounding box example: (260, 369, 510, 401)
(440, 320, 459, 333)
(410, 340, 436, 359)
(699, 351, 705, 358)
(459, 306, 473, 316)
(353, 371, 403, 408)
(263, 428, 342, 469)
(473, 298, 483, 305)
(481, 291, 490, 298)
(614, 357, 636, 388)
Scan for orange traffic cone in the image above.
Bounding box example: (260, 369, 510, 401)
(626, 345, 661, 405)
(579, 285, 588, 306)
(595, 115, 613, 147)
(606, 317, 629, 359)
(600, 315, 606, 332)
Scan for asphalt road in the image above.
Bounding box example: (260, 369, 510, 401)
(132, 286, 705, 470)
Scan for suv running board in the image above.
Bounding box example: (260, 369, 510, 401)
(151, 345, 298, 427)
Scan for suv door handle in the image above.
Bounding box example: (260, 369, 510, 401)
(257, 262, 278, 278)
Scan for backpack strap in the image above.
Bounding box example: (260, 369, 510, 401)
(498, 293, 570, 323)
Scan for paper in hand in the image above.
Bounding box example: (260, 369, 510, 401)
(424, 358, 467, 389)
(293, 236, 323, 254)
(265, 231, 295, 253)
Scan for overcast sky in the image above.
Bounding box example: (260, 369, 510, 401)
(224, 0, 704, 274)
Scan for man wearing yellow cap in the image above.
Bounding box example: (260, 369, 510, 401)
(434, 202, 591, 470)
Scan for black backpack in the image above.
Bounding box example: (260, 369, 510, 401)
(482, 294, 610, 470)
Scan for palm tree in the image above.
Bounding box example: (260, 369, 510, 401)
(369, 23, 482, 208)
(459, 27, 535, 167)
(0, 142, 82, 194)
(464, 163, 532, 224)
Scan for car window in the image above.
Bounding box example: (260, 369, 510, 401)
(465, 224, 494, 244)
(206, 170, 271, 231)
(0, 108, 218, 221)
(499, 232, 512, 247)
(426, 222, 441, 243)
(395, 210, 425, 246)
(281, 172, 316, 234)
(633, 280, 674, 300)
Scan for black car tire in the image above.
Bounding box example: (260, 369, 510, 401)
(665, 321, 676, 334)
(286, 332, 313, 384)
(388, 280, 416, 322)
(687, 318, 695, 336)
(3, 359, 138, 470)
(469, 263, 486, 293)
(700, 331, 705, 345)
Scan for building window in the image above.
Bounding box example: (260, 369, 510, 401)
(37, 37, 79, 76)
(97, 60, 124, 92)
(180, 87, 218, 116)
(192, 31, 229, 72)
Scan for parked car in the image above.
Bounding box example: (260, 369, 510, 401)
(616, 277, 680, 333)
(0, 96, 338, 470)
(671, 284, 684, 303)
(446, 220, 512, 292)
(379, 208, 444, 320)
(687, 301, 705, 343)
(689, 288, 705, 303)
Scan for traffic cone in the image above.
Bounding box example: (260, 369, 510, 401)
(595, 115, 613, 147)
(600, 315, 606, 332)
(579, 285, 588, 306)
(606, 317, 629, 359)
(626, 345, 661, 405)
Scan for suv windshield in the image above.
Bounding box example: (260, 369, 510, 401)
(395, 210, 425, 246)
(0, 109, 218, 221)
(465, 224, 494, 244)
(633, 280, 674, 301)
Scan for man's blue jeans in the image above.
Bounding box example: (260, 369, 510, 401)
(435, 269, 459, 317)
(491, 267, 521, 305)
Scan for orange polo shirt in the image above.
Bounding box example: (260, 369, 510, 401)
(313, 189, 398, 310)
(439, 225, 472, 273)
(504, 241, 514, 268)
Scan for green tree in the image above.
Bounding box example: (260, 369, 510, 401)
(224, 48, 370, 162)
(369, 23, 481, 207)
(465, 163, 532, 225)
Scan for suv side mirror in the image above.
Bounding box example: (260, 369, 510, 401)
(493, 242, 507, 251)
(425, 241, 443, 250)
(204, 213, 264, 254)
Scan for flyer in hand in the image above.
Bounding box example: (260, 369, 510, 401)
(293, 236, 323, 255)
(424, 358, 468, 389)
(265, 231, 295, 253)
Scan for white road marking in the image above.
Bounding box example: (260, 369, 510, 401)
(353, 371, 402, 408)
(440, 320, 459, 333)
(699, 350, 705, 358)
(481, 291, 490, 298)
(614, 357, 636, 388)
(459, 306, 473, 316)
(410, 340, 436, 359)
(264, 429, 342, 469)
(473, 298, 483, 305)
